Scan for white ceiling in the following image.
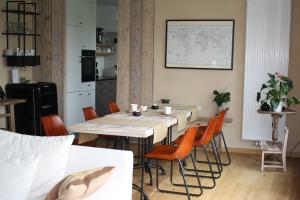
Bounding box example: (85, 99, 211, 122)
(96, 0, 118, 6)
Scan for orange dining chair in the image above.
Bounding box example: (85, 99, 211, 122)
(82, 107, 117, 149)
(41, 114, 96, 147)
(108, 101, 120, 113)
(144, 126, 203, 200)
(173, 116, 219, 188)
(195, 108, 231, 166)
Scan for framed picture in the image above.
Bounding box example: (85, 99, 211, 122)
(165, 20, 235, 70)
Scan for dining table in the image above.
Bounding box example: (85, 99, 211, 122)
(69, 104, 200, 200)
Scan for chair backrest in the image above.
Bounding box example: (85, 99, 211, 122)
(214, 108, 229, 134)
(83, 107, 98, 121)
(174, 126, 198, 160)
(282, 127, 289, 155)
(194, 115, 218, 146)
(108, 101, 120, 113)
(41, 114, 68, 137)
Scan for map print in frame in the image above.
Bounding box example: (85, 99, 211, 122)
(165, 20, 235, 70)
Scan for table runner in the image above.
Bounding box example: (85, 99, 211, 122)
(87, 116, 168, 144)
(142, 111, 187, 131)
(161, 104, 199, 122)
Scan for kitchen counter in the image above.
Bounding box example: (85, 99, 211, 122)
(97, 76, 117, 81)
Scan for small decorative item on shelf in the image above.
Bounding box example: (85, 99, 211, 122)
(213, 89, 231, 111)
(257, 72, 299, 112)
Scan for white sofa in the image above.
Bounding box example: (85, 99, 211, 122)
(65, 145, 134, 200)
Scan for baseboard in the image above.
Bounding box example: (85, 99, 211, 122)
(226, 147, 300, 158)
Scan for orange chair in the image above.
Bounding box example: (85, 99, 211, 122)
(41, 114, 96, 147)
(108, 101, 120, 113)
(174, 116, 220, 188)
(194, 108, 231, 166)
(82, 107, 117, 148)
(82, 107, 98, 121)
(144, 126, 203, 199)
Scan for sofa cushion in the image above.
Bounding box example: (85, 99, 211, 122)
(0, 130, 74, 200)
(46, 167, 114, 200)
(0, 151, 40, 200)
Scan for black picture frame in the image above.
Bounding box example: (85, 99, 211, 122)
(165, 19, 235, 70)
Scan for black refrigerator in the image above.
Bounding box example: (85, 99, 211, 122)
(6, 82, 58, 136)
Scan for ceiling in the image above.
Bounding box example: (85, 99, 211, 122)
(96, 0, 118, 6)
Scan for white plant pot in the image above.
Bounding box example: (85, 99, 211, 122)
(274, 101, 283, 112)
(218, 103, 228, 113)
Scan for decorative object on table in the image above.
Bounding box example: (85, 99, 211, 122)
(151, 104, 159, 110)
(130, 104, 138, 112)
(165, 20, 234, 70)
(257, 72, 299, 112)
(132, 111, 142, 117)
(160, 98, 170, 104)
(213, 89, 231, 111)
(164, 106, 172, 115)
(140, 105, 148, 112)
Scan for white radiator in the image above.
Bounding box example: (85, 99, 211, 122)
(242, 0, 291, 141)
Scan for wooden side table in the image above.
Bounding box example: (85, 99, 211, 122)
(257, 109, 296, 142)
(0, 98, 26, 132)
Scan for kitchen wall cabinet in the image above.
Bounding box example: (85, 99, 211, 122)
(66, 0, 83, 27)
(65, 91, 95, 127)
(96, 79, 116, 116)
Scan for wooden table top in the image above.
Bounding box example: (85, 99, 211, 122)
(0, 98, 26, 106)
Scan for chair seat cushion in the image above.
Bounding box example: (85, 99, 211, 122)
(144, 145, 178, 160)
(173, 126, 206, 146)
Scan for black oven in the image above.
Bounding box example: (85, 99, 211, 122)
(81, 50, 96, 82)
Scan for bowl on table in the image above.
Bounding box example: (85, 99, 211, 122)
(151, 104, 159, 110)
(160, 99, 170, 104)
(132, 111, 142, 116)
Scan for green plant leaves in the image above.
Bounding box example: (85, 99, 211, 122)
(213, 90, 230, 107)
(257, 92, 261, 102)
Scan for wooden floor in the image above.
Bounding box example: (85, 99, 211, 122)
(79, 134, 300, 200)
(132, 152, 300, 200)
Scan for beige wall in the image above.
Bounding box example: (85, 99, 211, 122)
(287, 0, 300, 153)
(153, 0, 255, 149)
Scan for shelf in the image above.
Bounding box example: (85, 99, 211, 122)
(96, 43, 113, 48)
(2, 10, 40, 15)
(2, 32, 40, 36)
(4, 55, 40, 66)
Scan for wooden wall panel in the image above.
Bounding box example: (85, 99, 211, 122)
(129, 0, 143, 104)
(117, 0, 155, 108)
(141, 0, 155, 105)
(117, 0, 131, 110)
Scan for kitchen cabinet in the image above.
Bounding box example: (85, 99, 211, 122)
(65, 91, 95, 127)
(66, 0, 83, 27)
(96, 79, 116, 116)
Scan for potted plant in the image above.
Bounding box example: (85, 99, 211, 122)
(213, 89, 231, 111)
(257, 72, 299, 112)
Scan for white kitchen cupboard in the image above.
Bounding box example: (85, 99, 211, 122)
(66, 0, 82, 27)
(65, 91, 95, 127)
(65, 0, 96, 126)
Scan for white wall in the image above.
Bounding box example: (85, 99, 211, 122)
(96, 5, 118, 32)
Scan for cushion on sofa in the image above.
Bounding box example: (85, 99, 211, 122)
(0, 151, 40, 200)
(0, 130, 74, 200)
(45, 167, 115, 200)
